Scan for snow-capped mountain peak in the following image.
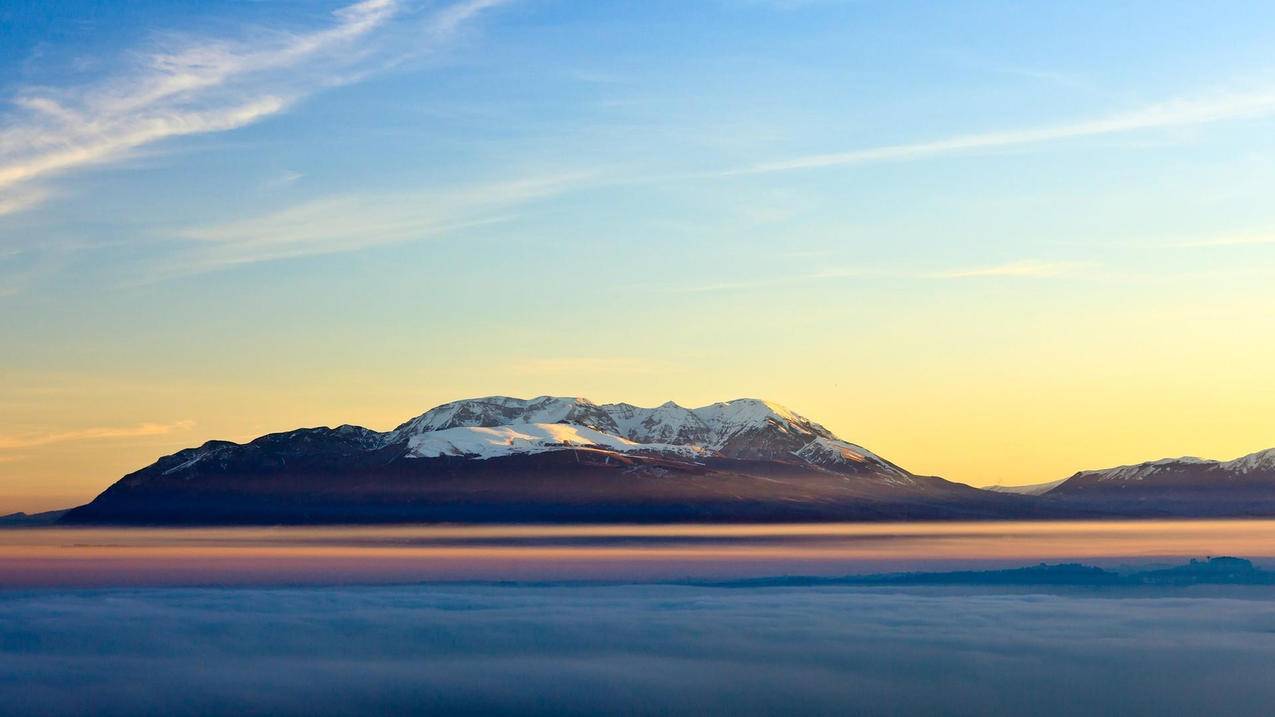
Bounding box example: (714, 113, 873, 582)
(384, 395, 904, 478)
(605, 401, 710, 446)
(389, 396, 620, 441)
(1223, 448, 1275, 474)
(694, 398, 828, 436)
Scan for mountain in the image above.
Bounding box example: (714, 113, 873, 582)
(0, 509, 67, 526)
(61, 396, 1044, 525)
(710, 556, 1275, 589)
(53, 395, 1275, 524)
(1043, 448, 1275, 516)
(986, 478, 1068, 496)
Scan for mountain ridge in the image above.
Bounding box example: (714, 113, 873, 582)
(1048, 446, 1275, 492)
(159, 396, 908, 479)
(1031, 446, 1275, 516)
(56, 395, 1275, 525)
(62, 395, 1029, 525)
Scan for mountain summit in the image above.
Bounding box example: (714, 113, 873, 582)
(385, 396, 903, 475)
(62, 395, 1026, 525)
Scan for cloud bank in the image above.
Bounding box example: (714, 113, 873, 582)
(3, 584, 1275, 716)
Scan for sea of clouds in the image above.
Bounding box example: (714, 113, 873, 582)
(4, 584, 1275, 716)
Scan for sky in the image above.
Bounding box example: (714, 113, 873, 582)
(2, 0, 1275, 513)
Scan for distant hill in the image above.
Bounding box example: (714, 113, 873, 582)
(986, 478, 1068, 496)
(0, 510, 67, 526)
(710, 557, 1274, 588)
(62, 396, 1047, 525)
(1041, 448, 1275, 516)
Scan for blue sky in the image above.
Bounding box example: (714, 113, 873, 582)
(3, 0, 1275, 510)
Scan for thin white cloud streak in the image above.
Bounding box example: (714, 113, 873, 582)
(154, 171, 590, 276)
(0, 97, 289, 193)
(926, 260, 1086, 279)
(0, 0, 512, 217)
(670, 269, 867, 294)
(724, 90, 1275, 176)
(262, 170, 305, 191)
(0, 187, 52, 217)
(427, 0, 515, 39)
(512, 357, 675, 375)
(0, 420, 195, 450)
(671, 261, 1086, 293)
(1170, 233, 1275, 248)
(0, 246, 75, 299)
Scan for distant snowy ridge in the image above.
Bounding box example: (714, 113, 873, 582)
(388, 396, 832, 448)
(1224, 448, 1275, 474)
(1044, 446, 1275, 496)
(139, 396, 911, 485)
(1067, 448, 1275, 483)
(1069, 456, 1213, 483)
(389, 396, 908, 477)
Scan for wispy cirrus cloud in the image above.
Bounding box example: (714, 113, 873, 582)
(0, 420, 195, 451)
(668, 269, 866, 294)
(428, 0, 515, 39)
(1169, 233, 1275, 248)
(512, 357, 676, 375)
(0, 246, 74, 298)
(669, 260, 1085, 293)
(723, 89, 1275, 176)
(926, 260, 1086, 279)
(0, 0, 512, 217)
(153, 171, 589, 277)
(0, 187, 52, 217)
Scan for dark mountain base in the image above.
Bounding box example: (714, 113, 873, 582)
(61, 449, 1065, 525)
(710, 556, 1274, 588)
(0, 510, 67, 526)
(1042, 491, 1275, 519)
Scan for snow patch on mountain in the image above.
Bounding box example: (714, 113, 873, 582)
(1073, 456, 1211, 482)
(404, 423, 700, 459)
(794, 437, 911, 481)
(794, 437, 877, 466)
(390, 396, 619, 441)
(694, 398, 834, 448)
(986, 478, 1068, 495)
(1077, 448, 1275, 480)
(605, 401, 711, 446)
(1224, 448, 1275, 474)
(159, 443, 230, 477)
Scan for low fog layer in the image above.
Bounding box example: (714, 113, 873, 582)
(5, 585, 1275, 716)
